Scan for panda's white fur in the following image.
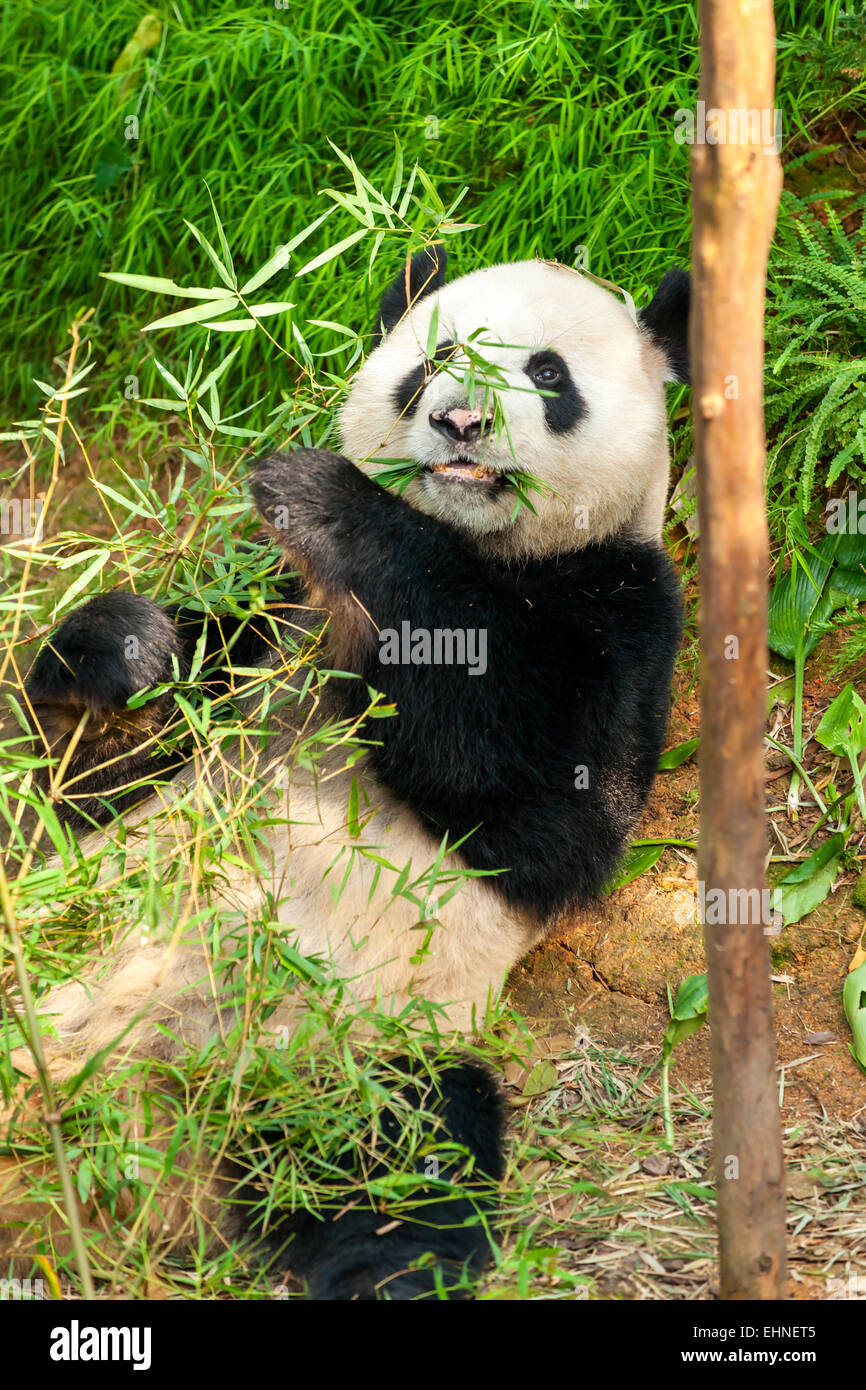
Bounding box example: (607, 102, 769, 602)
(2, 254, 686, 1294)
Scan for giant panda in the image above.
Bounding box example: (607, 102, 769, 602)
(0, 248, 688, 1299)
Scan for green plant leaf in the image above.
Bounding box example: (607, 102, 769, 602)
(605, 842, 664, 892)
(842, 959, 866, 1074)
(244, 301, 295, 319)
(663, 973, 708, 1057)
(771, 833, 845, 925)
(151, 359, 186, 399)
(834, 568, 866, 600)
(657, 738, 699, 770)
(143, 298, 238, 332)
(814, 683, 866, 759)
(183, 217, 234, 289)
(523, 1059, 558, 1096)
(660, 974, 708, 1149)
(196, 347, 241, 397)
(239, 247, 292, 296)
(76, 1157, 93, 1205)
(52, 551, 109, 614)
(294, 226, 368, 278)
(100, 272, 235, 301)
(425, 301, 440, 359)
(201, 319, 258, 333)
(767, 546, 835, 661)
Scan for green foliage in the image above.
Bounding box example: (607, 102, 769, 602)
(814, 682, 866, 820)
(765, 201, 866, 515)
(657, 737, 700, 770)
(0, 0, 841, 421)
(663, 974, 709, 1058)
(786, 6, 866, 113)
(604, 842, 664, 892)
(767, 529, 866, 814)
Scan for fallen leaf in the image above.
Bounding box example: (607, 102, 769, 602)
(849, 940, 866, 973)
(522, 1059, 558, 1096)
(787, 1172, 819, 1201)
(640, 1154, 672, 1176)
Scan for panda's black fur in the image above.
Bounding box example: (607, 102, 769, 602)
(250, 446, 682, 919)
(6, 251, 688, 1299)
(376, 242, 449, 342)
(638, 266, 692, 385)
(22, 584, 304, 831)
(249, 1057, 506, 1301)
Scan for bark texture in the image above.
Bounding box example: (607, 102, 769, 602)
(692, 0, 787, 1300)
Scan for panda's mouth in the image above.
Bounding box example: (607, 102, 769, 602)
(425, 457, 505, 487)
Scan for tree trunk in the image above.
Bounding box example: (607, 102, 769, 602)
(692, 0, 787, 1299)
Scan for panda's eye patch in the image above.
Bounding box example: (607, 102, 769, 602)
(526, 354, 565, 391)
(393, 339, 456, 419)
(423, 339, 457, 377)
(525, 351, 584, 435)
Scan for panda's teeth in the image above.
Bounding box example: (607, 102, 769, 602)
(431, 460, 497, 482)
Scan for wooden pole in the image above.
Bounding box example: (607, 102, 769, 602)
(692, 1, 787, 1298)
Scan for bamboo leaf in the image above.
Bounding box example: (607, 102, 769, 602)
(101, 272, 235, 301)
(196, 347, 241, 397)
(843, 959, 866, 1074)
(605, 842, 664, 892)
(294, 226, 368, 277)
(244, 301, 295, 319)
(152, 359, 186, 398)
(239, 247, 292, 296)
(53, 551, 110, 615)
(183, 218, 235, 289)
(143, 299, 238, 332)
(201, 319, 257, 333)
(771, 834, 845, 925)
(814, 683, 866, 758)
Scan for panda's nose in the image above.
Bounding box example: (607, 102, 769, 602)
(428, 407, 492, 445)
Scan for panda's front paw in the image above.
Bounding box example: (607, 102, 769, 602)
(250, 449, 376, 558)
(26, 592, 181, 715)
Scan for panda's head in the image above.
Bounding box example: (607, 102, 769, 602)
(339, 248, 690, 559)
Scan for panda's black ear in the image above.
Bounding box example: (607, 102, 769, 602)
(639, 269, 691, 385)
(374, 245, 448, 342)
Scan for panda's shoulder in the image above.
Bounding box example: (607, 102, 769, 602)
(521, 538, 679, 609)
